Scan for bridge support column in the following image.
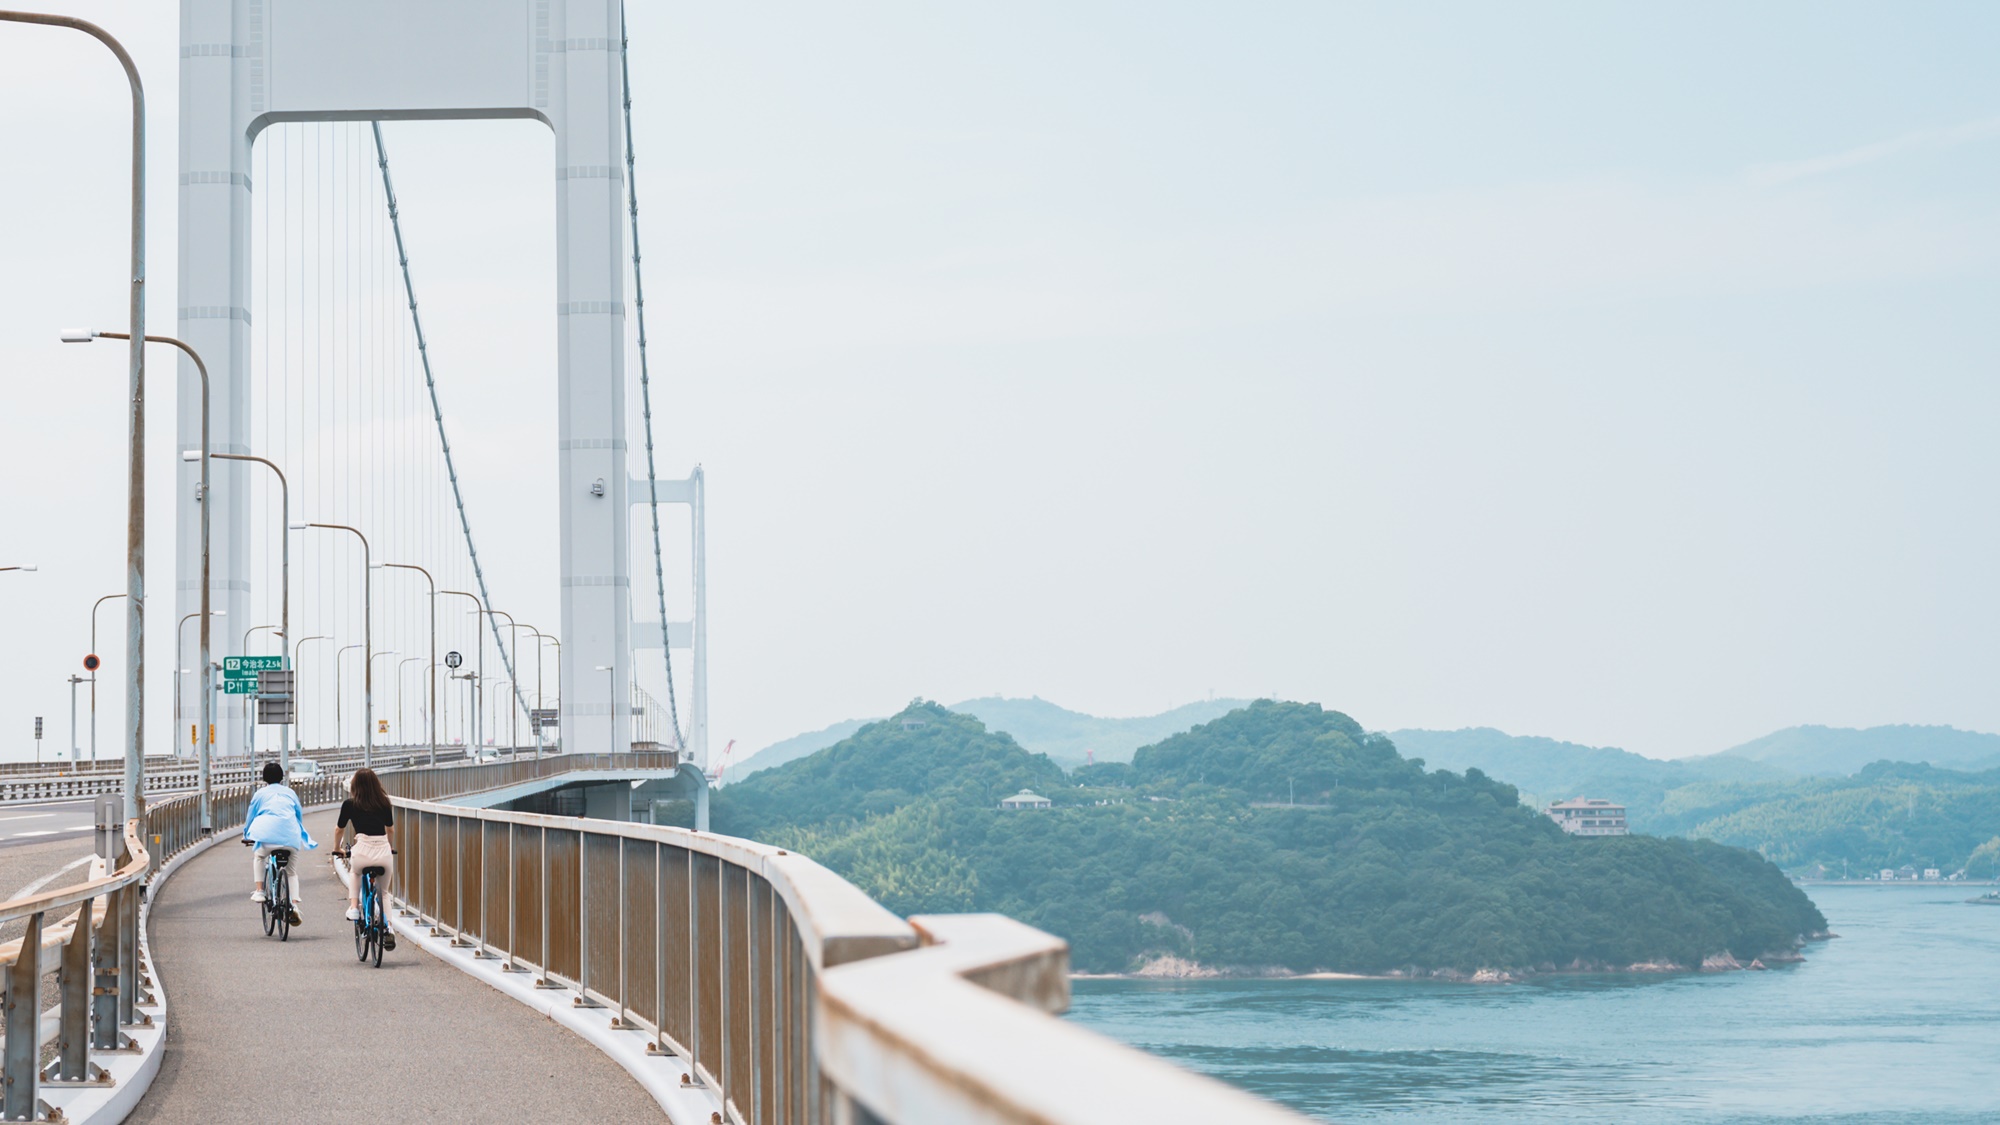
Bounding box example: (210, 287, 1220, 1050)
(178, 0, 254, 764)
(554, 0, 634, 761)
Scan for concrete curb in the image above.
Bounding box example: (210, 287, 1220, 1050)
(387, 910, 722, 1124)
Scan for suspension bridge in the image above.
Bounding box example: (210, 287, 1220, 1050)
(0, 3, 1308, 1122)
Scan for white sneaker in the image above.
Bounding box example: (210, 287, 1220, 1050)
(344, 907, 360, 921)
(251, 891, 266, 903)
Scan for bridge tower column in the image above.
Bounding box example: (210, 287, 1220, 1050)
(553, 0, 633, 756)
(178, 0, 256, 762)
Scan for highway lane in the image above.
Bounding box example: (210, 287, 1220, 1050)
(0, 799, 99, 849)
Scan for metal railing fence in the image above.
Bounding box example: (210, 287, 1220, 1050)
(380, 752, 683, 802)
(394, 798, 914, 1125)
(392, 797, 1314, 1125)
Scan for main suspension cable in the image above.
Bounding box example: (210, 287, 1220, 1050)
(369, 121, 530, 736)
(621, 2, 685, 750)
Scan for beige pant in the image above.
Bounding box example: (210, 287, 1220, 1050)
(344, 834, 395, 912)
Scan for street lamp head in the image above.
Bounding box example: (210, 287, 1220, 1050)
(595, 665, 613, 671)
(287, 522, 308, 530)
(180, 450, 200, 462)
(59, 329, 98, 344)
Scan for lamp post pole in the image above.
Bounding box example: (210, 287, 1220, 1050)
(297, 523, 371, 767)
(20, 10, 147, 818)
(396, 657, 424, 748)
(368, 651, 399, 749)
(377, 563, 437, 765)
(523, 626, 550, 756)
(293, 635, 330, 753)
(440, 591, 484, 750)
(538, 633, 563, 752)
(77, 332, 211, 827)
(215, 452, 288, 768)
(89, 592, 125, 765)
(481, 609, 520, 755)
(334, 643, 365, 752)
(175, 609, 223, 759)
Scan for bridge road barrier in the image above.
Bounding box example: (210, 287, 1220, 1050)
(394, 798, 1312, 1125)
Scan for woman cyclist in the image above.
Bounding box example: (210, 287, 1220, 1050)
(329, 768, 396, 946)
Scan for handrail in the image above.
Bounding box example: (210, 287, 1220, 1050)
(0, 819, 147, 927)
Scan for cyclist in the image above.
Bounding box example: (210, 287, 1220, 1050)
(329, 767, 396, 947)
(243, 761, 315, 926)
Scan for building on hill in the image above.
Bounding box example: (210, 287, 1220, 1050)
(1544, 798, 1628, 836)
(1000, 789, 1052, 810)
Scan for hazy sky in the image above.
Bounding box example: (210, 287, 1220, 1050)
(4, 2, 2000, 763)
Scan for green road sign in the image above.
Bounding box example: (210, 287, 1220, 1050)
(222, 677, 258, 695)
(222, 655, 287, 678)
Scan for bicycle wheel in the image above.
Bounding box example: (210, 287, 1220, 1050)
(275, 872, 291, 942)
(262, 865, 277, 936)
(370, 888, 385, 968)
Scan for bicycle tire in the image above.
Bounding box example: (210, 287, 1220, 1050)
(262, 863, 278, 936)
(370, 887, 385, 967)
(276, 872, 291, 942)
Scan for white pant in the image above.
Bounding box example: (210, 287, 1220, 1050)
(340, 835, 395, 911)
(251, 844, 295, 892)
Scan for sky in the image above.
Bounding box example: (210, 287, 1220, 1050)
(4, 2, 2000, 764)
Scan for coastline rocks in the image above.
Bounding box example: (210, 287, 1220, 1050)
(1131, 954, 1220, 979)
(1700, 953, 1745, 972)
(1622, 960, 1687, 973)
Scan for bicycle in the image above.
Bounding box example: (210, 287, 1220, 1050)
(336, 850, 395, 967)
(249, 844, 295, 941)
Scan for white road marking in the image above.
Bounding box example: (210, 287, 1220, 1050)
(6, 854, 96, 901)
(12, 830, 59, 838)
(0, 814, 55, 824)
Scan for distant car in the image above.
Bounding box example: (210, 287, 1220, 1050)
(474, 750, 501, 764)
(286, 758, 324, 784)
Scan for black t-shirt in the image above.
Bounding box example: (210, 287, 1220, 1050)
(338, 798, 394, 838)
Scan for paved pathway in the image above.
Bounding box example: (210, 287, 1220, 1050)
(130, 809, 665, 1124)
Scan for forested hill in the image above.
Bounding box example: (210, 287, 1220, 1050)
(712, 700, 1827, 976)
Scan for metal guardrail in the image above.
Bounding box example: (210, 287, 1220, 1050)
(381, 752, 684, 802)
(394, 797, 1312, 1125)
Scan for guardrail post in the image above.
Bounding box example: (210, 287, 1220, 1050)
(535, 825, 560, 990)
(117, 851, 146, 1024)
(3, 912, 44, 1121)
(473, 817, 495, 959)
(90, 887, 120, 1051)
(54, 907, 91, 1082)
(612, 839, 628, 1029)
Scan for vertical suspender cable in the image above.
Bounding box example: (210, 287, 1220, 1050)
(369, 122, 529, 726)
(620, 4, 684, 748)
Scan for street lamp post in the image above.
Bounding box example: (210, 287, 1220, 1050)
(293, 634, 330, 752)
(335, 643, 364, 751)
(241, 623, 282, 758)
(89, 592, 125, 765)
(480, 608, 521, 755)
(296, 522, 372, 767)
(0, 567, 37, 573)
(376, 562, 437, 765)
(440, 590, 485, 750)
(536, 632, 562, 753)
(368, 651, 400, 747)
(396, 657, 424, 748)
(214, 451, 288, 768)
(17, 9, 147, 821)
(175, 608, 224, 759)
(71, 331, 212, 826)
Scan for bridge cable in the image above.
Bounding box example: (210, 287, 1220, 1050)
(620, 3, 686, 751)
(369, 121, 532, 742)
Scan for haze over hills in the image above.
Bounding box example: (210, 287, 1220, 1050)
(730, 695, 1251, 778)
(1391, 726, 2000, 873)
(1704, 724, 2000, 777)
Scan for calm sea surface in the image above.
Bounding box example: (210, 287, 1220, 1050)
(1066, 886, 1998, 1123)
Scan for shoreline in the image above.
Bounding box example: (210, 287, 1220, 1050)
(1073, 939, 1834, 984)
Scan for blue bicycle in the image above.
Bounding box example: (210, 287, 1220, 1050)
(338, 851, 394, 967)
(249, 844, 295, 941)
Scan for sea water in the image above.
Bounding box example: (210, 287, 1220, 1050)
(1066, 886, 1998, 1123)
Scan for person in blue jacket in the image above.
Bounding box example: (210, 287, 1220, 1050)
(243, 761, 315, 926)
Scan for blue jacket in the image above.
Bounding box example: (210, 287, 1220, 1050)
(242, 783, 317, 852)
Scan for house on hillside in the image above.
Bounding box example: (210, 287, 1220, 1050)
(1543, 798, 1628, 837)
(1000, 789, 1052, 810)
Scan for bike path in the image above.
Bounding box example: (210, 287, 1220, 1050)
(130, 809, 665, 1124)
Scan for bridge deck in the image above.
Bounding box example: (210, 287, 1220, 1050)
(130, 809, 666, 1124)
